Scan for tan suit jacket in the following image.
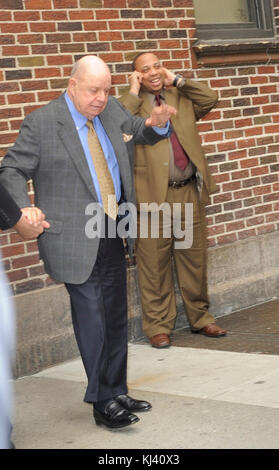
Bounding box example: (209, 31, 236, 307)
(119, 79, 218, 206)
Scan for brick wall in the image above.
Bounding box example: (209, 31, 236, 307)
(0, 0, 279, 296)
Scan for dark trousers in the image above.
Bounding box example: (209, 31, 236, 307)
(65, 227, 128, 403)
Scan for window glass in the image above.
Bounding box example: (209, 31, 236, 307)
(194, 0, 250, 25)
(193, 0, 274, 40)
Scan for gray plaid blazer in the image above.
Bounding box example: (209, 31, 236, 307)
(0, 93, 163, 284)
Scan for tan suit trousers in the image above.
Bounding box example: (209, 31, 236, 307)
(136, 181, 215, 338)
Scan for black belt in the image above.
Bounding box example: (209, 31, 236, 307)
(168, 174, 196, 189)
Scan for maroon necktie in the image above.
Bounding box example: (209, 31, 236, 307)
(155, 94, 189, 171)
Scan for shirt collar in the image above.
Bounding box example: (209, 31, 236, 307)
(65, 92, 89, 131)
(144, 90, 165, 105)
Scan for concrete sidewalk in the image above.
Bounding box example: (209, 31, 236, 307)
(12, 342, 279, 449)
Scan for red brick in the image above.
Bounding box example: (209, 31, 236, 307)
(2, 46, 29, 56)
(226, 221, 245, 232)
(10, 120, 23, 130)
(35, 67, 61, 78)
(253, 185, 272, 196)
(258, 66, 276, 74)
(42, 11, 68, 21)
(109, 21, 133, 30)
(21, 80, 48, 91)
(69, 10, 94, 20)
(245, 127, 263, 137)
(235, 118, 253, 128)
(213, 193, 233, 204)
(14, 11, 40, 21)
(99, 31, 122, 41)
(253, 96, 269, 105)
(225, 130, 243, 140)
(96, 10, 119, 19)
(197, 123, 213, 132)
(255, 204, 273, 215)
(47, 55, 73, 65)
(7, 269, 28, 283)
(233, 189, 252, 200)
(235, 208, 253, 219)
(12, 254, 40, 269)
(263, 104, 279, 114)
(8, 93, 35, 104)
(29, 23, 56, 32)
(207, 225, 225, 237)
(201, 111, 221, 121)
(53, 0, 77, 7)
(145, 10, 165, 18)
(266, 213, 279, 223)
(157, 20, 177, 28)
(1, 244, 25, 258)
(257, 224, 276, 235)
(237, 138, 256, 149)
(112, 41, 134, 51)
(265, 125, 279, 134)
(18, 34, 44, 44)
(218, 141, 237, 152)
(111, 75, 126, 85)
(46, 33, 71, 43)
(228, 149, 247, 160)
(0, 12, 12, 21)
(214, 174, 230, 184)
(240, 158, 259, 168)
(84, 21, 108, 30)
(104, 0, 126, 6)
(222, 181, 241, 192)
(250, 76, 268, 84)
(37, 91, 64, 102)
(260, 85, 278, 94)
(210, 79, 230, 88)
(25, 0, 52, 8)
(1, 23, 28, 33)
(73, 32, 97, 42)
(251, 167, 269, 177)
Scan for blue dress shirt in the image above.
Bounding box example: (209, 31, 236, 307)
(65, 92, 169, 207)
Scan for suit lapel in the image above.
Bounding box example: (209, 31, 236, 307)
(139, 91, 153, 117)
(55, 95, 98, 201)
(164, 88, 179, 127)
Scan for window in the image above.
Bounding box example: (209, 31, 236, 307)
(193, 0, 274, 40)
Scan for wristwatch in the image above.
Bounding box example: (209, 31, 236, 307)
(172, 74, 183, 87)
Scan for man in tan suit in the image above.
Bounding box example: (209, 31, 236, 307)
(119, 52, 226, 348)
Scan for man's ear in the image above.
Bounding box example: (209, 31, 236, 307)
(67, 77, 77, 96)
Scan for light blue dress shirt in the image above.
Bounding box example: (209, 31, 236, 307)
(65, 92, 169, 207)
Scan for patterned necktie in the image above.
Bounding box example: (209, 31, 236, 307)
(86, 120, 118, 220)
(155, 94, 189, 171)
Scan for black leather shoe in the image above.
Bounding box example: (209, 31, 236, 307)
(115, 394, 152, 412)
(93, 400, 140, 429)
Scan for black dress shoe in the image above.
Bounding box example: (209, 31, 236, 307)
(115, 394, 152, 412)
(93, 400, 139, 429)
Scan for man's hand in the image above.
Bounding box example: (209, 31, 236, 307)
(128, 71, 142, 95)
(145, 103, 177, 128)
(162, 67, 183, 88)
(13, 207, 50, 240)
